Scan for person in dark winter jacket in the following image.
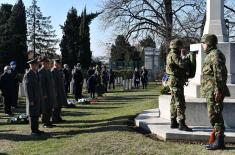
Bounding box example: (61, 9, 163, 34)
(73, 63, 84, 100)
(141, 66, 148, 89)
(101, 65, 109, 93)
(108, 69, 115, 90)
(63, 64, 72, 97)
(87, 72, 97, 98)
(10, 61, 20, 108)
(133, 68, 140, 89)
(0, 66, 14, 115)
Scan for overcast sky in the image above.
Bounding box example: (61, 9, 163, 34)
(0, 0, 114, 57)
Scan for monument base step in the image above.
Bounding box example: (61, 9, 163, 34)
(159, 95, 235, 128)
(135, 108, 235, 142)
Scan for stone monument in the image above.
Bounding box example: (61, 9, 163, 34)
(186, 0, 235, 98)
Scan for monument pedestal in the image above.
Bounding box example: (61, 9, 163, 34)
(159, 95, 235, 128)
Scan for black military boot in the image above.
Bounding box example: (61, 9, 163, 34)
(170, 118, 179, 128)
(178, 120, 192, 132)
(206, 134, 225, 150)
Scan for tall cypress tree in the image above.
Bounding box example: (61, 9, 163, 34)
(79, 8, 91, 69)
(79, 8, 100, 69)
(60, 7, 80, 67)
(0, 4, 13, 69)
(8, 0, 28, 73)
(60, 7, 100, 69)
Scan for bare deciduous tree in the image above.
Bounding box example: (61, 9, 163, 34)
(101, 0, 205, 52)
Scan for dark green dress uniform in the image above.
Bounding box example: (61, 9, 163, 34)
(51, 67, 67, 122)
(38, 67, 56, 126)
(166, 39, 192, 132)
(23, 68, 43, 134)
(201, 34, 230, 150)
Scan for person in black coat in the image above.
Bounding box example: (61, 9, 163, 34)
(38, 58, 56, 128)
(73, 63, 84, 100)
(101, 65, 109, 93)
(108, 69, 115, 90)
(10, 61, 20, 108)
(51, 59, 67, 123)
(63, 64, 72, 97)
(87, 66, 95, 78)
(141, 66, 148, 89)
(87, 72, 97, 99)
(23, 59, 44, 136)
(0, 66, 14, 115)
(133, 68, 140, 89)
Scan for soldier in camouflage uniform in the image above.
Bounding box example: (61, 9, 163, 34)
(166, 39, 192, 132)
(201, 34, 230, 150)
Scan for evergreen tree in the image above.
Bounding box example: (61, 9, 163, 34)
(0, 4, 13, 69)
(60, 7, 80, 67)
(60, 7, 100, 68)
(27, 0, 58, 57)
(139, 36, 156, 48)
(79, 8, 91, 69)
(79, 9, 100, 69)
(7, 0, 28, 73)
(111, 35, 131, 61)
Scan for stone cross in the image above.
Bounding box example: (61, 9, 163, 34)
(203, 0, 228, 42)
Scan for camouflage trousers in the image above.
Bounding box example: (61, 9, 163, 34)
(170, 85, 186, 121)
(206, 96, 225, 136)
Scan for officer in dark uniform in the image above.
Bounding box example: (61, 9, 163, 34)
(51, 59, 67, 123)
(38, 57, 56, 128)
(23, 59, 44, 136)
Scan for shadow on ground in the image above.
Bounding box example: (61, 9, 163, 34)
(0, 87, 156, 142)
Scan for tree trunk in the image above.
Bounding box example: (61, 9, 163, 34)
(163, 0, 173, 62)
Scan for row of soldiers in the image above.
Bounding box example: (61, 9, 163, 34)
(24, 58, 67, 136)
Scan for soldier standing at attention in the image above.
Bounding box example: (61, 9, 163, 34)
(51, 59, 67, 123)
(23, 59, 44, 136)
(201, 34, 230, 150)
(38, 57, 56, 128)
(166, 39, 192, 132)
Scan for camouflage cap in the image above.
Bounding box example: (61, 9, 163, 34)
(169, 39, 183, 49)
(201, 34, 218, 46)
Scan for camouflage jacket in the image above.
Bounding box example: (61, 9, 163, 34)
(200, 48, 230, 97)
(166, 49, 188, 87)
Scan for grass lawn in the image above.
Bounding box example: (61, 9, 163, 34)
(0, 83, 235, 155)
